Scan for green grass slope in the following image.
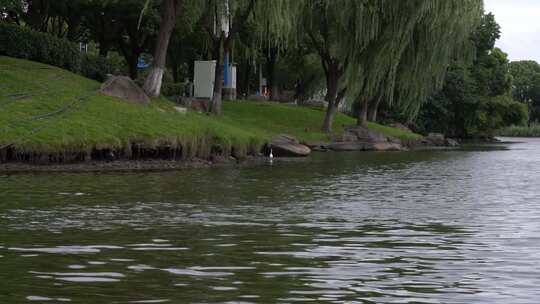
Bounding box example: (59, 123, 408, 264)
(0, 56, 421, 160)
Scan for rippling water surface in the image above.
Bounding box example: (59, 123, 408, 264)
(1, 138, 540, 303)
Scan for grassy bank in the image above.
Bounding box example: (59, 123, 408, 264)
(497, 125, 540, 137)
(0, 56, 421, 163)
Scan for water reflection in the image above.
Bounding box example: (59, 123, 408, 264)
(1, 138, 540, 303)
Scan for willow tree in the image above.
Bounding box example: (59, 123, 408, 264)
(202, 0, 300, 115)
(392, 0, 484, 122)
(299, 0, 347, 132)
(240, 1, 303, 101)
(298, 0, 425, 132)
(338, 0, 484, 126)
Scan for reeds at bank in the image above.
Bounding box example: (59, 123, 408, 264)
(498, 124, 540, 137)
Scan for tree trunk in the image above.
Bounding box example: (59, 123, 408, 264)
(211, 60, 224, 115)
(321, 62, 339, 132)
(207, 0, 255, 113)
(452, 99, 466, 138)
(266, 47, 279, 101)
(368, 97, 382, 122)
(244, 63, 251, 98)
(294, 79, 304, 103)
(321, 89, 346, 133)
(357, 97, 369, 127)
(322, 101, 337, 132)
(209, 36, 225, 115)
(143, 0, 183, 97)
(336, 88, 346, 105)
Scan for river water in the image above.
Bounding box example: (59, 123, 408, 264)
(1, 138, 540, 303)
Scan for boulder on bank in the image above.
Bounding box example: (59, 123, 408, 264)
(327, 141, 403, 152)
(100, 76, 150, 105)
(306, 141, 331, 152)
(445, 138, 459, 147)
(342, 125, 389, 143)
(422, 133, 459, 147)
(329, 125, 405, 152)
(328, 142, 373, 151)
(268, 135, 311, 157)
(373, 142, 404, 151)
(425, 133, 446, 145)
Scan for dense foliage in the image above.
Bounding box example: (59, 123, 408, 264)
(0, 22, 81, 72)
(509, 60, 540, 124)
(80, 53, 127, 82)
(413, 13, 528, 138)
(1, 1, 537, 137)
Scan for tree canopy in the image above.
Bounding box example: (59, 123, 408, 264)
(509, 60, 540, 124)
(413, 13, 528, 138)
(1, 0, 533, 137)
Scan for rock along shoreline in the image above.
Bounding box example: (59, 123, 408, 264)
(0, 127, 460, 173)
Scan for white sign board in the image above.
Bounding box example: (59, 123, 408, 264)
(194, 60, 216, 99)
(231, 66, 237, 89)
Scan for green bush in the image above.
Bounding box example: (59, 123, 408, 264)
(503, 100, 529, 126)
(161, 82, 189, 98)
(81, 54, 112, 82)
(0, 22, 81, 72)
(472, 96, 528, 136)
(81, 53, 128, 82)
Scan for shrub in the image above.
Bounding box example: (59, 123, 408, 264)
(81, 54, 112, 82)
(503, 100, 529, 126)
(81, 53, 129, 82)
(472, 96, 528, 136)
(0, 22, 81, 72)
(161, 82, 189, 98)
